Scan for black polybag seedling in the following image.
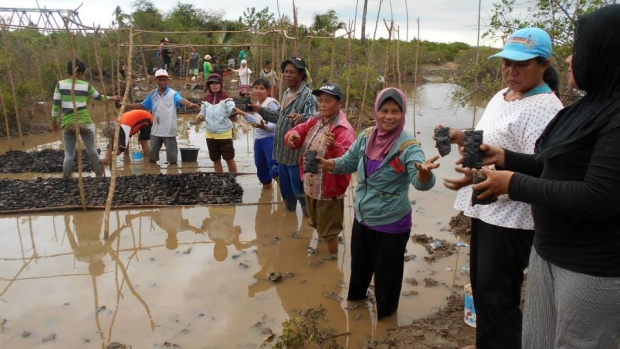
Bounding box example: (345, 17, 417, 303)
(304, 150, 319, 174)
(471, 171, 497, 206)
(434, 127, 452, 157)
(462, 130, 484, 169)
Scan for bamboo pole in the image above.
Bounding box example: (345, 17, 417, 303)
(292, 0, 300, 53)
(65, 17, 88, 210)
(413, 18, 420, 136)
(471, 0, 482, 128)
(104, 28, 133, 240)
(1, 24, 24, 139)
(0, 83, 12, 147)
(382, 18, 393, 87)
(396, 26, 401, 89)
(405, 0, 409, 42)
(344, 24, 354, 120)
(358, 0, 384, 129)
(137, 33, 150, 83)
(329, 36, 336, 81)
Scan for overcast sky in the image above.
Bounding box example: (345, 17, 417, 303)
(2, 0, 527, 46)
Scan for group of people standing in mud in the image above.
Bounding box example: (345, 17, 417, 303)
(50, 5, 620, 348)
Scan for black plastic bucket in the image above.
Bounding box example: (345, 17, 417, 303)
(180, 147, 199, 162)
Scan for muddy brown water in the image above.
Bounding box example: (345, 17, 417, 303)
(0, 82, 481, 349)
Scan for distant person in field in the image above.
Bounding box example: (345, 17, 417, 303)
(159, 37, 172, 71)
(102, 110, 153, 165)
(51, 59, 120, 178)
(260, 59, 278, 97)
(212, 56, 224, 77)
(203, 54, 213, 80)
(186, 46, 201, 85)
(233, 60, 252, 95)
(238, 47, 249, 64)
(125, 69, 198, 164)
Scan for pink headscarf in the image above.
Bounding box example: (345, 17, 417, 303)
(365, 88, 407, 161)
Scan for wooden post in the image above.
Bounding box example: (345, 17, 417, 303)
(413, 18, 420, 136)
(0, 84, 11, 148)
(65, 16, 87, 210)
(104, 28, 134, 240)
(358, 0, 384, 129)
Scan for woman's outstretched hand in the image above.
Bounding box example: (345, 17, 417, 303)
(471, 167, 514, 201)
(415, 155, 441, 182)
(316, 156, 335, 172)
(443, 166, 476, 191)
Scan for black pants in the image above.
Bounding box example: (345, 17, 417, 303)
(347, 219, 410, 320)
(470, 218, 534, 349)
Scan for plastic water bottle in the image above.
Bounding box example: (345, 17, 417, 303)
(460, 266, 470, 275)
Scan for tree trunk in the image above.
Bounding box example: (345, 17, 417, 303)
(361, 0, 368, 47)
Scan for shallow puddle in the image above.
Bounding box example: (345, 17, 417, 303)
(0, 83, 481, 348)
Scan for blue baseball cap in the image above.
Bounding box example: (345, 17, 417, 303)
(489, 27, 552, 61)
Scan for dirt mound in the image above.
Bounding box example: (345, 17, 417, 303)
(0, 149, 96, 173)
(363, 289, 475, 349)
(0, 173, 243, 213)
(449, 212, 471, 244)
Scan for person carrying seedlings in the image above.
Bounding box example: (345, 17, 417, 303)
(51, 58, 121, 178)
(102, 109, 154, 165)
(316, 87, 439, 320)
(234, 77, 280, 188)
(284, 82, 354, 256)
(125, 69, 198, 164)
(472, 6, 620, 348)
(196, 73, 237, 173)
(250, 57, 317, 216)
(439, 28, 563, 349)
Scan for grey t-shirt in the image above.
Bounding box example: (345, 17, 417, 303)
(189, 52, 200, 70)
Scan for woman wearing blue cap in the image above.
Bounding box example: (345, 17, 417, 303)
(439, 27, 563, 349)
(472, 5, 620, 348)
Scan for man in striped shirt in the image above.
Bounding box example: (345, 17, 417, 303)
(252, 57, 317, 215)
(52, 59, 120, 178)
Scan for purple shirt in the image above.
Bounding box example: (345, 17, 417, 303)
(359, 159, 412, 233)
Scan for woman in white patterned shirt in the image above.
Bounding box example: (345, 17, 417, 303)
(441, 28, 563, 349)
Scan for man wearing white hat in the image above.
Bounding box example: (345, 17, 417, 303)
(126, 69, 198, 164)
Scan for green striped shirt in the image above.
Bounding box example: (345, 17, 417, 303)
(52, 79, 107, 129)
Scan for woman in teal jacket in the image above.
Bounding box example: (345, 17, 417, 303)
(317, 87, 439, 319)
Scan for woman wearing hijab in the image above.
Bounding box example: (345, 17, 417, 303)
(196, 73, 237, 173)
(234, 60, 252, 95)
(440, 27, 564, 349)
(317, 87, 439, 319)
(472, 5, 620, 348)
